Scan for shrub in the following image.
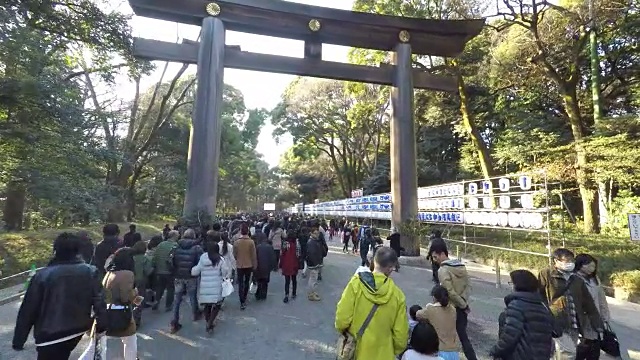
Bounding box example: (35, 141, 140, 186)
(611, 270, 640, 293)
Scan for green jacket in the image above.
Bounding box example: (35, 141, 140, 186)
(133, 254, 154, 284)
(153, 240, 177, 275)
(538, 267, 603, 335)
(335, 271, 408, 359)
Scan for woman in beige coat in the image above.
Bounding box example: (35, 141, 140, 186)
(101, 248, 143, 360)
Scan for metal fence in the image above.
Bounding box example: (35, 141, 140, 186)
(0, 267, 43, 303)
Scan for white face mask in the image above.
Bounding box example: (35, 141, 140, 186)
(557, 261, 575, 272)
(581, 262, 596, 275)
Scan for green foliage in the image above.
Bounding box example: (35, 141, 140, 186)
(611, 270, 640, 293)
(601, 190, 640, 237)
(0, 222, 167, 279)
(398, 220, 432, 238)
(0, 0, 273, 227)
(272, 78, 389, 198)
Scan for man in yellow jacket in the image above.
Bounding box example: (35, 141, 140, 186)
(335, 247, 408, 359)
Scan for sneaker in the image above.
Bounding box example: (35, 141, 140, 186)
(170, 322, 182, 334)
(241, 303, 247, 310)
(283, 296, 289, 303)
(309, 292, 321, 301)
(292, 293, 297, 300)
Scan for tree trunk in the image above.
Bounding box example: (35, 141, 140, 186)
(126, 187, 136, 222)
(401, 234, 420, 256)
(454, 63, 494, 179)
(597, 182, 610, 226)
(589, 27, 610, 227)
(106, 167, 133, 223)
(2, 181, 27, 231)
(562, 92, 599, 233)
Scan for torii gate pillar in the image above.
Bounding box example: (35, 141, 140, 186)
(390, 42, 419, 255)
(183, 17, 225, 216)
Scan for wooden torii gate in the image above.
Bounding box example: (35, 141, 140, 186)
(129, 0, 484, 253)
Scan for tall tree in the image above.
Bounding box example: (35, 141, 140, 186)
(272, 78, 388, 197)
(495, 0, 637, 232)
(0, 0, 131, 229)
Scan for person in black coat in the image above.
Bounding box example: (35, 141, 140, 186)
(386, 232, 401, 270)
(489, 269, 554, 360)
(92, 223, 121, 279)
(254, 237, 276, 300)
(122, 224, 142, 247)
(13, 233, 106, 358)
(76, 230, 94, 264)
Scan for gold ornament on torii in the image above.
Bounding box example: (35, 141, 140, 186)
(205, 2, 221, 16)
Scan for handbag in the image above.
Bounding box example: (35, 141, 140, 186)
(336, 303, 379, 360)
(106, 303, 132, 332)
(221, 278, 234, 298)
(600, 322, 621, 357)
(78, 322, 103, 360)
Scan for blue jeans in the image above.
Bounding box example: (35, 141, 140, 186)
(439, 351, 460, 360)
(172, 278, 198, 324)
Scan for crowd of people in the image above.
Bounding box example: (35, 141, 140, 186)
(9, 214, 616, 360)
(11, 215, 333, 359)
(335, 231, 614, 360)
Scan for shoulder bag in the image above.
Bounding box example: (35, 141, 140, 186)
(336, 304, 379, 360)
(600, 322, 621, 357)
(105, 276, 133, 332)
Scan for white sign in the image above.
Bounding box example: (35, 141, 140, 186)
(263, 203, 276, 211)
(629, 214, 640, 241)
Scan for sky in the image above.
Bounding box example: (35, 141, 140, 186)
(125, 0, 356, 167)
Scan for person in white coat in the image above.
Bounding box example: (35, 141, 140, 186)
(217, 234, 236, 280)
(191, 243, 230, 334)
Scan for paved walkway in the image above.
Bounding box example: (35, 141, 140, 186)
(0, 241, 638, 360)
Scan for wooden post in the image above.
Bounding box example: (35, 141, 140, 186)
(183, 17, 225, 217)
(495, 255, 502, 289)
(390, 42, 419, 256)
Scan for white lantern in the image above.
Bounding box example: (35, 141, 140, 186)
(508, 212, 522, 228)
(499, 178, 510, 192)
(498, 212, 509, 227)
(482, 180, 492, 194)
(531, 213, 544, 229)
(468, 197, 479, 209)
(468, 183, 478, 195)
(499, 196, 511, 209)
(521, 194, 535, 209)
(519, 175, 532, 190)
